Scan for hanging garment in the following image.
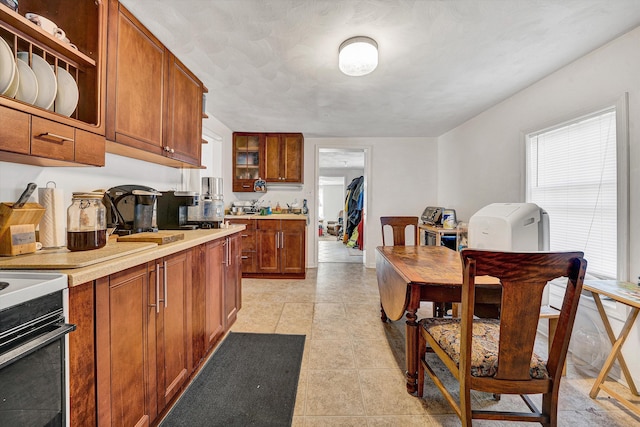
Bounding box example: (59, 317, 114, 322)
(345, 176, 364, 238)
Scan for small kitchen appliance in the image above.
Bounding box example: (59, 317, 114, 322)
(104, 185, 161, 235)
(199, 177, 224, 228)
(421, 206, 444, 226)
(156, 191, 200, 230)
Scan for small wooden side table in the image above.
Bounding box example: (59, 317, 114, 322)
(583, 280, 640, 416)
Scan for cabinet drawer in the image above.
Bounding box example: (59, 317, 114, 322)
(227, 219, 255, 230)
(31, 117, 75, 161)
(240, 251, 256, 273)
(256, 219, 280, 231)
(75, 129, 105, 166)
(0, 106, 30, 154)
(240, 230, 256, 251)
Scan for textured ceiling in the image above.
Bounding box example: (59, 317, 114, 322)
(119, 0, 640, 138)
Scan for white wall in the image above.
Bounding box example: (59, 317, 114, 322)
(437, 26, 640, 281)
(318, 166, 364, 223)
(320, 184, 344, 223)
(0, 154, 184, 204)
(319, 167, 364, 187)
(308, 138, 437, 267)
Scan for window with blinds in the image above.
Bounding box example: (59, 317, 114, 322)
(526, 108, 617, 278)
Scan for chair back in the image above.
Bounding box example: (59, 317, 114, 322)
(459, 249, 586, 382)
(380, 216, 419, 246)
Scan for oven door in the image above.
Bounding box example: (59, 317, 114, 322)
(0, 323, 75, 426)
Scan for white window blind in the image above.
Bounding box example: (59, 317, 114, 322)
(526, 108, 617, 278)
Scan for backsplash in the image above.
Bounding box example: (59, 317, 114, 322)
(0, 154, 184, 205)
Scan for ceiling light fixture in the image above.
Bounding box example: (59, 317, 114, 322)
(338, 36, 378, 77)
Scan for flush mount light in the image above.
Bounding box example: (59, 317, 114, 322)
(338, 36, 378, 76)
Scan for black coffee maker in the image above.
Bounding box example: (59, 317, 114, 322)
(104, 185, 161, 235)
(156, 191, 200, 230)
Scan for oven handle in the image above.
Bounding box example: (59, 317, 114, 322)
(0, 323, 76, 370)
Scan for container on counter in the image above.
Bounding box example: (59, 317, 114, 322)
(67, 192, 107, 251)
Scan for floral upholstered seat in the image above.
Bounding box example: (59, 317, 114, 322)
(420, 318, 549, 379)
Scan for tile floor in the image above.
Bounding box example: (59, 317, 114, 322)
(318, 236, 363, 264)
(230, 262, 640, 426)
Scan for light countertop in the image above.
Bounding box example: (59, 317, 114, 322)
(225, 213, 308, 220)
(0, 226, 245, 286)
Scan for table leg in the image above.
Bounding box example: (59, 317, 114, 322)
(589, 293, 640, 399)
(405, 307, 418, 394)
(405, 285, 421, 395)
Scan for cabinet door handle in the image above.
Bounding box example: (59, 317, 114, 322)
(38, 132, 74, 143)
(241, 255, 249, 259)
(242, 184, 251, 188)
(280, 231, 284, 249)
(275, 232, 279, 249)
(163, 260, 168, 308)
(155, 263, 161, 313)
(227, 237, 232, 266)
(241, 234, 249, 237)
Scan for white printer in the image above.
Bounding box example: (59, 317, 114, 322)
(468, 203, 549, 251)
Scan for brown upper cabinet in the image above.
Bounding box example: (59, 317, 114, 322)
(232, 132, 264, 192)
(0, 0, 107, 166)
(265, 133, 304, 183)
(232, 132, 304, 192)
(105, 0, 204, 168)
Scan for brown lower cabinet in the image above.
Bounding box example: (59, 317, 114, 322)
(224, 233, 242, 326)
(228, 218, 306, 279)
(256, 219, 306, 278)
(95, 264, 155, 426)
(69, 234, 242, 426)
(227, 219, 257, 274)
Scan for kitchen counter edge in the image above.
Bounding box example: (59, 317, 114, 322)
(225, 214, 307, 220)
(62, 226, 245, 286)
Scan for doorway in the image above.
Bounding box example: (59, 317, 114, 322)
(317, 148, 366, 264)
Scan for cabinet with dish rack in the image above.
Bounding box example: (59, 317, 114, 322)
(0, 0, 107, 167)
(104, 0, 205, 168)
(232, 132, 304, 192)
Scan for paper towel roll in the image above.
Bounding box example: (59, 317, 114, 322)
(38, 186, 66, 248)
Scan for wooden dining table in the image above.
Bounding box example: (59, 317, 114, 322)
(376, 245, 501, 394)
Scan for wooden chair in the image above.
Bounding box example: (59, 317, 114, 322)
(416, 249, 586, 427)
(379, 216, 420, 321)
(380, 216, 419, 246)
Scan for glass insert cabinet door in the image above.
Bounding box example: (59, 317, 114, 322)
(235, 135, 261, 180)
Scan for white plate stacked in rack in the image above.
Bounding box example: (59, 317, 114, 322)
(52, 65, 79, 117)
(0, 38, 79, 117)
(0, 37, 16, 96)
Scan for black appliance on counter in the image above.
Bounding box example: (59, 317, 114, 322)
(104, 185, 161, 235)
(156, 191, 201, 230)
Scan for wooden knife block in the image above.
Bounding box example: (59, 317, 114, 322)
(0, 202, 46, 256)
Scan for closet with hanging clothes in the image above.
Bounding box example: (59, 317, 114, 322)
(343, 176, 364, 248)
